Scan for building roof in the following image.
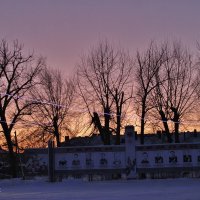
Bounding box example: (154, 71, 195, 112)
(61, 131, 200, 147)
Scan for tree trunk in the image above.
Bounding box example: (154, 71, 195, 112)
(140, 109, 145, 145)
(171, 108, 180, 143)
(140, 96, 148, 145)
(104, 107, 111, 145)
(4, 132, 17, 178)
(92, 112, 105, 144)
(174, 119, 180, 143)
(55, 133, 61, 147)
(103, 128, 110, 145)
(53, 116, 61, 147)
(92, 109, 111, 145)
(159, 110, 172, 143)
(115, 90, 123, 145)
(116, 114, 121, 145)
(163, 121, 172, 143)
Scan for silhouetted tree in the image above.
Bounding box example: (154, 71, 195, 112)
(30, 67, 75, 147)
(77, 41, 133, 145)
(0, 40, 43, 177)
(160, 42, 199, 142)
(149, 41, 200, 143)
(134, 42, 165, 144)
(149, 44, 173, 143)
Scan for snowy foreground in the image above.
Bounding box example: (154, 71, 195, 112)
(0, 177, 200, 200)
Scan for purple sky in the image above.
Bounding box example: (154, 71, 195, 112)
(1, 0, 200, 76)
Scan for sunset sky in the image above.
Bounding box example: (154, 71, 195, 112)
(0, 0, 200, 76)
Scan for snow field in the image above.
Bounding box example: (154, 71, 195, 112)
(0, 177, 200, 200)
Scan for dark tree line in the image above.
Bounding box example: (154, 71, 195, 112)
(135, 41, 200, 144)
(77, 40, 200, 146)
(0, 39, 200, 177)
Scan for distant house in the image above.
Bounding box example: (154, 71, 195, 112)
(60, 134, 104, 147)
(60, 130, 200, 147)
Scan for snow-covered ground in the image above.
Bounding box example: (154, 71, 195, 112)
(0, 177, 200, 200)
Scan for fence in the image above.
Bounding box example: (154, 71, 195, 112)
(21, 125, 200, 180)
(48, 126, 136, 181)
(136, 143, 200, 178)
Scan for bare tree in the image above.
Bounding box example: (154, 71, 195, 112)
(149, 45, 173, 143)
(0, 40, 43, 177)
(77, 41, 133, 145)
(162, 42, 199, 142)
(150, 79, 173, 142)
(30, 67, 75, 147)
(149, 41, 200, 143)
(134, 42, 165, 144)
